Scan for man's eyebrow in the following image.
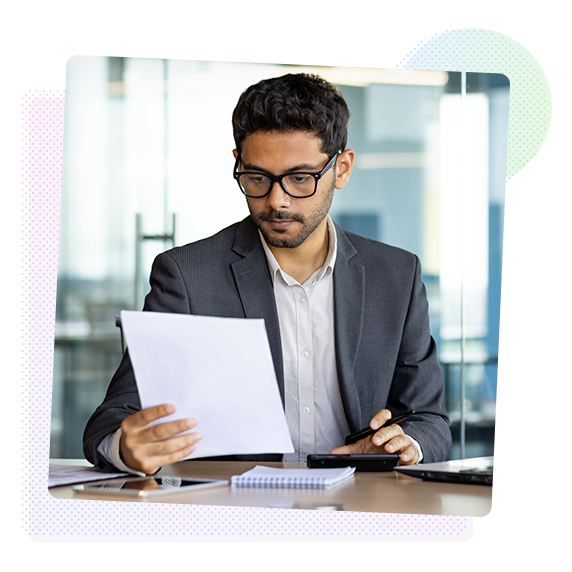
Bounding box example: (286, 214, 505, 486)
(241, 161, 322, 173)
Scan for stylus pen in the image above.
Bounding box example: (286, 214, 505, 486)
(344, 411, 416, 446)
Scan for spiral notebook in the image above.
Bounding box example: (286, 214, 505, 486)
(231, 465, 356, 489)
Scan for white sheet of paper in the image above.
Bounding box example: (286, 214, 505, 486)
(120, 310, 294, 459)
(48, 464, 128, 488)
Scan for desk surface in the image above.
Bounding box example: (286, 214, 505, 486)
(49, 460, 492, 517)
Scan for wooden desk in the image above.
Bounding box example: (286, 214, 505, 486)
(49, 460, 492, 517)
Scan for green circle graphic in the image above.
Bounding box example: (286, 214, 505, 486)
(399, 28, 551, 181)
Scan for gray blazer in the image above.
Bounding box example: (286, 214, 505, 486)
(83, 216, 451, 470)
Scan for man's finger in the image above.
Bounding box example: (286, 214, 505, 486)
(330, 438, 369, 455)
(329, 444, 354, 455)
(142, 417, 197, 442)
(369, 409, 392, 430)
(121, 430, 202, 475)
(121, 404, 177, 432)
(399, 444, 418, 465)
(126, 444, 197, 476)
(137, 403, 178, 425)
(378, 431, 410, 453)
(146, 443, 199, 472)
(146, 430, 202, 457)
(371, 424, 403, 447)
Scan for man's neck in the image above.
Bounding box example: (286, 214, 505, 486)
(268, 219, 329, 284)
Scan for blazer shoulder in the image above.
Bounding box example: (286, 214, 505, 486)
(337, 226, 420, 269)
(157, 219, 247, 268)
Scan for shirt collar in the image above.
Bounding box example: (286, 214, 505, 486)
(259, 216, 338, 287)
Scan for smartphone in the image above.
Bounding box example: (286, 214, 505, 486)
(73, 476, 228, 497)
(307, 454, 401, 472)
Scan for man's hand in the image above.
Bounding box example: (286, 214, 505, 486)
(329, 409, 419, 465)
(119, 404, 202, 475)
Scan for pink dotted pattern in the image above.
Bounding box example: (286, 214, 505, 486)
(21, 91, 471, 540)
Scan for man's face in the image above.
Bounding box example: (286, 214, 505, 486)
(236, 130, 344, 249)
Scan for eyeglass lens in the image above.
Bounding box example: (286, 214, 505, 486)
(237, 173, 316, 197)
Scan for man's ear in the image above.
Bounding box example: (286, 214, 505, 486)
(335, 149, 355, 189)
(232, 149, 238, 160)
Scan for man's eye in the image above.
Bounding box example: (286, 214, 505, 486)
(288, 174, 312, 185)
(247, 175, 267, 184)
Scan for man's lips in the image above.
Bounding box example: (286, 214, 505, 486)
(266, 219, 297, 230)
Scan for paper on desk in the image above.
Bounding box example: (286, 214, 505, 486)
(120, 311, 294, 459)
(48, 464, 128, 487)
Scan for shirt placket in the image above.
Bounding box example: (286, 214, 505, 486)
(294, 283, 314, 462)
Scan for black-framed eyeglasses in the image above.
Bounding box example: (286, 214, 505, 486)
(233, 152, 339, 199)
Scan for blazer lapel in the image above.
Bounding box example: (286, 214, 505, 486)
(230, 217, 285, 404)
(227, 218, 365, 423)
(333, 225, 365, 432)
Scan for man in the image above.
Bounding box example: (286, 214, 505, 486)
(83, 73, 451, 476)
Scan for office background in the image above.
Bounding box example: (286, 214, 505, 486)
(51, 57, 509, 461)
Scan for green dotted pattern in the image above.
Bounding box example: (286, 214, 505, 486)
(398, 28, 551, 181)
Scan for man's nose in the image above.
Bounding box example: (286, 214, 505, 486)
(266, 181, 291, 210)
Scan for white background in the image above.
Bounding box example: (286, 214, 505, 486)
(1, 0, 570, 567)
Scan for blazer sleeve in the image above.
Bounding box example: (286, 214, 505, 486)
(82, 252, 191, 471)
(387, 256, 452, 464)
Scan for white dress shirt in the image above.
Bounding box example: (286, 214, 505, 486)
(259, 216, 351, 462)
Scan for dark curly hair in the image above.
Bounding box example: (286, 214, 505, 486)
(232, 73, 350, 157)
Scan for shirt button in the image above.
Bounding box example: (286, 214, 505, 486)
(299, 296, 306, 303)
(302, 350, 309, 358)
(303, 407, 311, 414)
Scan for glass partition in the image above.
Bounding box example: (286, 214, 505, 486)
(52, 58, 508, 459)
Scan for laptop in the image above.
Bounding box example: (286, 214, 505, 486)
(394, 456, 493, 486)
